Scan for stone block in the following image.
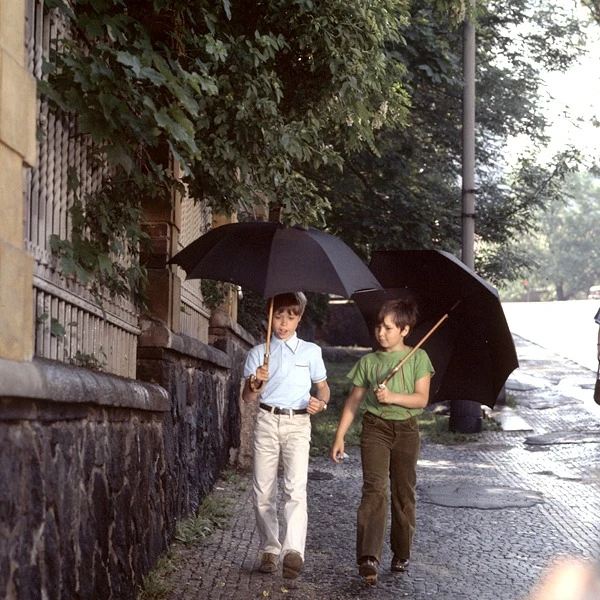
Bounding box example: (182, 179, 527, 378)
(0, 0, 26, 60)
(0, 49, 37, 166)
(0, 144, 23, 245)
(0, 242, 34, 361)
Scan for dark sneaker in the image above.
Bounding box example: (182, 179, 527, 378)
(358, 556, 379, 585)
(282, 551, 304, 579)
(258, 552, 279, 574)
(391, 556, 409, 572)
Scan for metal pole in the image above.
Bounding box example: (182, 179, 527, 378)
(462, 0, 476, 270)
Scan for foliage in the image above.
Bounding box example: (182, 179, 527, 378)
(500, 172, 600, 300)
(42, 0, 466, 299)
(69, 349, 108, 371)
(200, 280, 232, 310)
(47, 171, 149, 304)
(582, 0, 600, 25)
(37, 313, 67, 338)
(317, 0, 587, 285)
(237, 289, 267, 340)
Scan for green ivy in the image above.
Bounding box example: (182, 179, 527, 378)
(47, 168, 150, 303)
(200, 280, 231, 310)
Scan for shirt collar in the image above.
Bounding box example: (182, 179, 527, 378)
(271, 332, 300, 353)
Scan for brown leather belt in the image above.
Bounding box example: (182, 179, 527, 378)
(259, 403, 308, 416)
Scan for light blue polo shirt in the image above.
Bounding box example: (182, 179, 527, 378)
(243, 333, 327, 409)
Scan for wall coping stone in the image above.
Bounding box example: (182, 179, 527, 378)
(0, 356, 170, 411)
(139, 317, 231, 368)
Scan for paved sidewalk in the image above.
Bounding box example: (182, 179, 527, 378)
(163, 335, 600, 600)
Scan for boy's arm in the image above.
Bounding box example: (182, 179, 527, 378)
(331, 385, 367, 463)
(374, 373, 431, 408)
(307, 379, 331, 415)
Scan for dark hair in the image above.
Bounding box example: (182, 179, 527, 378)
(375, 298, 418, 330)
(272, 292, 307, 317)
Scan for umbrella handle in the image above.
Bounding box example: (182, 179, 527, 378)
(379, 299, 461, 388)
(248, 297, 275, 393)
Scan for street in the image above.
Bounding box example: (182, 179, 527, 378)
(502, 299, 600, 372)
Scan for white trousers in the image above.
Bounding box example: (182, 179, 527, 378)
(252, 409, 311, 559)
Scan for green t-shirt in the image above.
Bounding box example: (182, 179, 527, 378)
(347, 348, 434, 421)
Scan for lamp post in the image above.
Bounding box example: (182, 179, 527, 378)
(450, 0, 483, 434)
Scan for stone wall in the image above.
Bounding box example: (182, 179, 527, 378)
(208, 309, 258, 471)
(0, 316, 254, 600)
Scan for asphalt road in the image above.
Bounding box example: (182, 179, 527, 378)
(502, 299, 599, 372)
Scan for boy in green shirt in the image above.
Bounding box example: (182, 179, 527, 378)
(331, 298, 434, 585)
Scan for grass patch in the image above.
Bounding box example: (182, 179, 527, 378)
(417, 410, 480, 444)
(175, 495, 232, 546)
(310, 348, 367, 456)
(220, 467, 248, 490)
(137, 552, 177, 600)
(418, 406, 502, 443)
(505, 392, 518, 408)
(310, 405, 364, 456)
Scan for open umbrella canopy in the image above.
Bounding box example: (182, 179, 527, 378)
(169, 221, 382, 299)
(353, 249, 518, 408)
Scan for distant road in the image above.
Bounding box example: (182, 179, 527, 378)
(501, 299, 599, 372)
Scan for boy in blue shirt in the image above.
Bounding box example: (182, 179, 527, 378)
(243, 292, 330, 579)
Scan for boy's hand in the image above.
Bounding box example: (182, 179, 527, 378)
(375, 384, 391, 404)
(331, 440, 345, 463)
(255, 364, 269, 385)
(307, 396, 326, 415)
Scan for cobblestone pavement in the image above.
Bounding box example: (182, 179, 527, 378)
(163, 335, 600, 600)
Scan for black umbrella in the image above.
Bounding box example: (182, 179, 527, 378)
(169, 221, 381, 298)
(353, 249, 518, 408)
(169, 221, 382, 385)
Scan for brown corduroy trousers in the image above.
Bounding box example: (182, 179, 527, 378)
(356, 411, 420, 564)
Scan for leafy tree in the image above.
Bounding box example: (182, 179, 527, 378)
(317, 0, 586, 285)
(583, 0, 600, 23)
(41, 0, 463, 299)
(501, 172, 600, 300)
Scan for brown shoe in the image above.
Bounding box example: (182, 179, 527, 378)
(358, 556, 379, 585)
(282, 551, 303, 579)
(391, 556, 409, 572)
(258, 552, 279, 574)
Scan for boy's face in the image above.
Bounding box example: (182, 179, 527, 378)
(375, 314, 409, 351)
(272, 308, 301, 341)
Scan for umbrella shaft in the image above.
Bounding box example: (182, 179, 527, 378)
(381, 308, 455, 387)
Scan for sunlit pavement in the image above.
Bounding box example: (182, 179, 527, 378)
(162, 333, 600, 600)
(502, 299, 599, 372)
